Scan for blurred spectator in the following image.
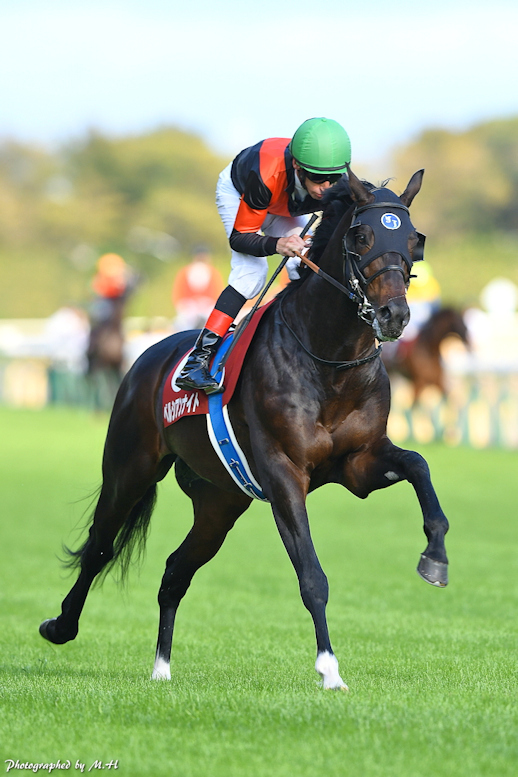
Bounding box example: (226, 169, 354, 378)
(171, 246, 224, 331)
(463, 277, 518, 370)
(44, 307, 91, 406)
(44, 306, 90, 373)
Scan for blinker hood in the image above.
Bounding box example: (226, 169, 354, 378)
(345, 188, 425, 270)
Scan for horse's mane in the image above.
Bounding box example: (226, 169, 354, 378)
(275, 174, 376, 302)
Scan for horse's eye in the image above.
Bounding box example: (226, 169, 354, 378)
(357, 234, 367, 245)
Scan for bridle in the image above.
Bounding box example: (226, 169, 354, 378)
(293, 195, 425, 330)
(341, 194, 425, 327)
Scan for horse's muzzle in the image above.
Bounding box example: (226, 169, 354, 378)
(375, 298, 410, 341)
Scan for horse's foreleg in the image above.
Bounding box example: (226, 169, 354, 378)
(342, 440, 449, 587)
(264, 467, 347, 691)
(152, 480, 251, 680)
(396, 448, 449, 586)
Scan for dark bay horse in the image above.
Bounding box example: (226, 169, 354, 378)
(382, 307, 470, 402)
(87, 296, 127, 371)
(40, 169, 449, 690)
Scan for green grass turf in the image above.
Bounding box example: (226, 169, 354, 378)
(0, 406, 517, 776)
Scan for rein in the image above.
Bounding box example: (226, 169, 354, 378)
(294, 248, 377, 326)
(278, 295, 382, 370)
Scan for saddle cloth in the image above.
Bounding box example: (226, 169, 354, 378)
(162, 302, 273, 502)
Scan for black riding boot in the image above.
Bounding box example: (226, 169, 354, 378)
(176, 328, 223, 394)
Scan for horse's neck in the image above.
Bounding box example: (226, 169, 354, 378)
(282, 202, 375, 362)
(419, 315, 450, 350)
(289, 267, 373, 363)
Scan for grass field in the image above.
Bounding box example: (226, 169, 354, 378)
(0, 406, 517, 777)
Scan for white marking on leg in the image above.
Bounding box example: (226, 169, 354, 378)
(151, 653, 171, 681)
(384, 471, 400, 481)
(315, 651, 348, 691)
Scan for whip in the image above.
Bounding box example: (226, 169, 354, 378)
(217, 212, 319, 370)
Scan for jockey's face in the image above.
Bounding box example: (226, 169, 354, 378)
(294, 162, 334, 201)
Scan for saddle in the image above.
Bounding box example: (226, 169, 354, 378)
(162, 302, 272, 502)
(162, 301, 272, 428)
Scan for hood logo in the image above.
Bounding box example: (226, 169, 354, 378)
(381, 213, 401, 230)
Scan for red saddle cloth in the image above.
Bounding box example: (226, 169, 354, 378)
(162, 302, 272, 427)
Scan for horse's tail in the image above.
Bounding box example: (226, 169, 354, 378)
(63, 483, 158, 586)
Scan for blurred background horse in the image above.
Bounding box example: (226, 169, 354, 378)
(86, 253, 138, 409)
(382, 306, 470, 402)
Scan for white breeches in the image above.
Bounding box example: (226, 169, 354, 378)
(216, 162, 310, 299)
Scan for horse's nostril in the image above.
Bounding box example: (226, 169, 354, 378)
(378, 306, 392, 322)
(377, 303, 410, 333)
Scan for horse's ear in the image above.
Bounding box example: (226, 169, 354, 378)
(400, 169, 424, 207)
(347, 164, 375, 206)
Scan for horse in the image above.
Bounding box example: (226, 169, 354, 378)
(39, 168, 449, 691)
(86, 293, 130, 410)
(382, 307, 470, 402)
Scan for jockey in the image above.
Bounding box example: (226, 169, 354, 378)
(177, 117, 351, 393)
(92, 253, 129, 300)
(404, 260, 441, 340)
(90, 253, 135, 324)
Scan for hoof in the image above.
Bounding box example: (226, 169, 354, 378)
(315, 651, 348, 691)
(151, 656, 171, 681)
(324, 682, 349, 692)
(417, 555, 448, 587)
(39, 618, 76, 645)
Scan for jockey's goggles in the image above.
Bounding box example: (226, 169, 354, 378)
(303, 170, 343, 185)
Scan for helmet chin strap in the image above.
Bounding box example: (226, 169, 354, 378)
(294, 167, 308, 193)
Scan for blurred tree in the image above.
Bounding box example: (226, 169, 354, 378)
(0, 127, 229, 316)
(0, 141, 58, 248)
(63, 128, 228, 256)
(1, 118, 517, 317)
(393, 117, 516, 238)
(471, 117, 518, 232)
(392, 116, 518, 306)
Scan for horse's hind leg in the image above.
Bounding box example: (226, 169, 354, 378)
(40, 426, 171, 645)
(152, 471, 251, 680)
(40, 484, 152, 644)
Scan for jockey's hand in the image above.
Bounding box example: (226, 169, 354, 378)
(276, 234, 309, 257)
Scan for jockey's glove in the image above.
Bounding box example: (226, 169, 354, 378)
(286, 257, 302, 281)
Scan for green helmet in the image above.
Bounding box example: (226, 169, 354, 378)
(290, 117, 351, 175)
